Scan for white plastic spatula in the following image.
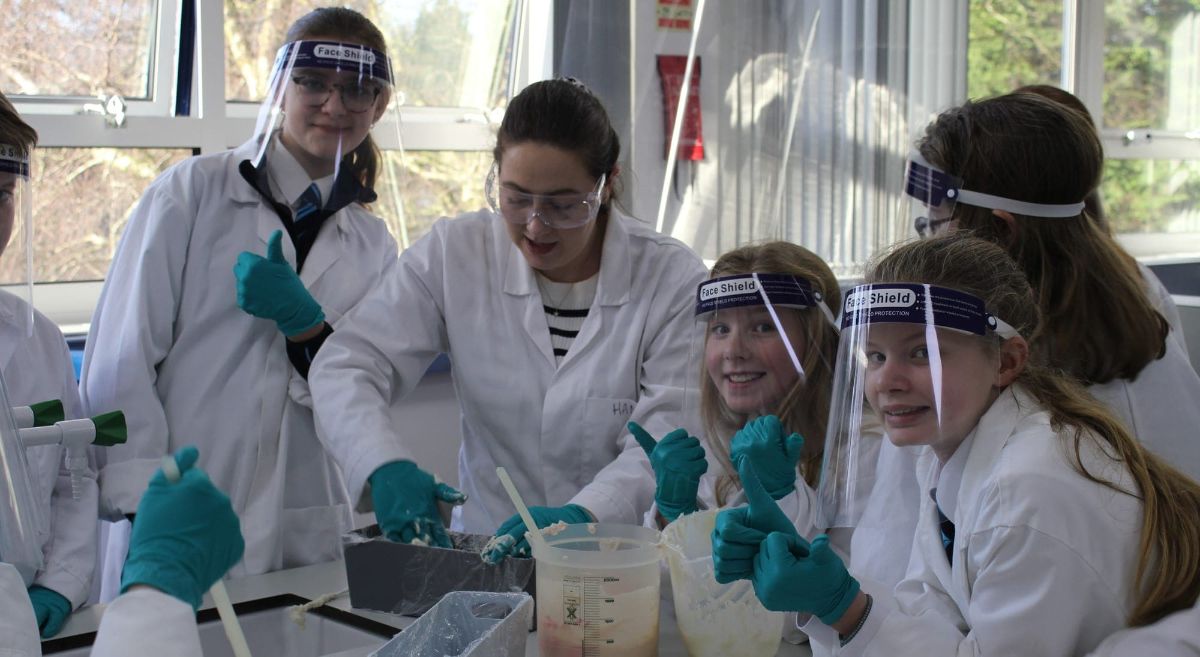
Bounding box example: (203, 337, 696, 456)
(161, 455, 253, 657)
(495, 466, 550, 556)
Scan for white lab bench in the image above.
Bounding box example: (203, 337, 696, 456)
(47, 559, 813, 657)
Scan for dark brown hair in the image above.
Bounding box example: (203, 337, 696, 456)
(493, 78, 622, 212)
(869, 233, 1200, 626)
(1013, 84, 1107, 231)
(287, 7, 388, 191)
(701, 241, 841, 504)
(0, 91, 38, 154)
(917, 92, 1166, 384)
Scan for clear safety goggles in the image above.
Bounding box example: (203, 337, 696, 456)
(0, 367, 47, 585)
(0, 143, 34, 337)
(485, 164, 607, 230)
(905, 152, 1086, 238)
(684, 273, 840, 478)
(816, 282, 1019, 529)
(249, 40, 397, 181)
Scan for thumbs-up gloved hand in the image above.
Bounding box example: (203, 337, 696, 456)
(711, 457, 800, 584)
(628, 421, 708, 523)
(233, 229, 325, 337)
(730, 415, 805, 500)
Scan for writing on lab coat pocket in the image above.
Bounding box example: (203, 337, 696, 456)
(581, 397, 637, 473)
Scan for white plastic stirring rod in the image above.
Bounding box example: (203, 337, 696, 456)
(496, 466, 550, 555)
(161, 456, 253, 657)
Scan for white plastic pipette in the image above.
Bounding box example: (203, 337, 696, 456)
(161, 455, 253, 657)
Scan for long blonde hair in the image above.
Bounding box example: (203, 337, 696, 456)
(917, 92, 1167, 385)
(701, 241, 842, 505)
(868, 233, 1200, 626)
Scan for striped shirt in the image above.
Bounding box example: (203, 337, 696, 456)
(536, 273, 598, 366)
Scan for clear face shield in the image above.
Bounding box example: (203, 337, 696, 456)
(0, 366, 47, 585)
(484, 164, 607, 230)
(687, 273, 839, 474)
(816, 283, 1019, 529)
(905, 152, 1087, 238)
(0, 144, 33, 336)
(250, 40, 396, 183)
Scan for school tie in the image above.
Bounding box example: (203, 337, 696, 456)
(293, 182, 322, 222)
(931, 489, 955, 565)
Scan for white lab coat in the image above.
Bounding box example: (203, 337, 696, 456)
(0, 291, 96, 608)
(1088, 604, 1200, 657)
(809, 386, 1142, 657)
(90, 588, 203, 657)
(836, 265, 1200, 640)
(310, 209, 707, 532)
(80, 139, 399, 578)
(0, 563, 40, 656)
(1087, 264, 1200, 479)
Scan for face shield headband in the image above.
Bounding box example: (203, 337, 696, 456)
(814, 282, 1018, 529)
(0, 143, 33, 337)
(905, 152, 1086, 237)
(696, 273, 838, 383)
(251, 40, 394, 172)
(843, 281, 1018, 427)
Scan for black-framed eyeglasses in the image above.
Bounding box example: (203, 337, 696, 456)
(914, 215, 954, 238)
(291, 75, 383, 113)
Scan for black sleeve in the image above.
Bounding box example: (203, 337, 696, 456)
(286, 322, 335, 379)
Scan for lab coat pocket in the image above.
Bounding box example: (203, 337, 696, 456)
(581, 397, 636, 476)
(281, 504, 352, 569)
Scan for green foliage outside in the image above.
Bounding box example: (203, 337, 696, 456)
(967, 0, 1200, 233)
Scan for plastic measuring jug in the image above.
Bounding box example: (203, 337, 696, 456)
(661, 509, 783, 657)
(532, 523, 661, 657)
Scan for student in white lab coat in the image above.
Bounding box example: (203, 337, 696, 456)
(0, 92, 98, 638)
(310, 78, 707, 554)
(914, 91, 1200, 480)
(632, 241, 853, 539)
(845, 90, 1200, 616)
(715, 234, 1200, 657)
(81, 7, 400, 582)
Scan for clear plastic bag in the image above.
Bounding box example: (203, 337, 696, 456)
(369, 591, 532, 657)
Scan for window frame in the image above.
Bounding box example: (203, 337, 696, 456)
(11, 0, 552, 328)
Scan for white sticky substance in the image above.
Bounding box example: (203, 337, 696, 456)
(540, 520, 569, 537)
(479, 534, 515, 563)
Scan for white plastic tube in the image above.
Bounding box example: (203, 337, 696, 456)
(161, 456, 253, 657)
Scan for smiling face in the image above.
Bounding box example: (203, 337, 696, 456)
(863, 322, 1002, 460)
(704, 306, 808, 415)
(277, 38, 389, 179)
(497, 142, 608, 282)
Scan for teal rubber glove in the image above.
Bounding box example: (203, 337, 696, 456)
(753, 532, 861, 624)
(730, 415, 805, 500)
(629, 421, 708, 522)
(27, 585, 71, 638)
(120, 446, 245, 609)
(369, 460, 466, 549)
(234, 229, 325, 337)
(484, 504, 592, 563)
(711, 457, 800, 584)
